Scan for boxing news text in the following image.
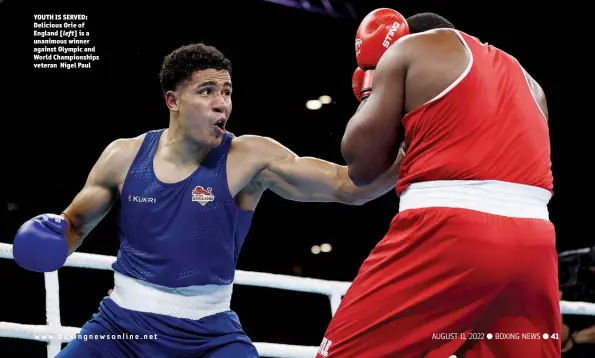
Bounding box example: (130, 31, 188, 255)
(433, 332, 560, 340)
(34, 333, 158, 341)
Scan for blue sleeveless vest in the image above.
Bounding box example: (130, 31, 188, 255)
(113, 129, 253, 288)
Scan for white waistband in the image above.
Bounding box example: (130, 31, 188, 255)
(399, 180, 551, 220)
(109, 272, 233, 320)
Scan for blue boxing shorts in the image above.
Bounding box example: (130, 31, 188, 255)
(57, 273, 258, 358)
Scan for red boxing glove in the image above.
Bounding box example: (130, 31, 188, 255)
(355, 8, 410, 69)
(352, 67, 374, 102)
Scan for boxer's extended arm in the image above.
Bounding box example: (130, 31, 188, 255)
(341, 39, 409, 186)
(248, 136, 401, 205)
(62, 139, 133, 254)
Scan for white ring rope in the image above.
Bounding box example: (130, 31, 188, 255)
(1, 242, 594, 357)
(0, 243, 345, 357)
(558, 247, 593, 257)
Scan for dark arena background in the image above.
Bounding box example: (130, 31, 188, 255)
(1, 0, 592, 357)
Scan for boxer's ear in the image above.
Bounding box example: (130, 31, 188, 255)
(165, 91, 179, 111)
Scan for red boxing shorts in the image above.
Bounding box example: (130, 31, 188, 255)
(316, 180, 560, 358)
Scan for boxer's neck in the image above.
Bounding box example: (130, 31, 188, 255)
(160, 127, 210, 167)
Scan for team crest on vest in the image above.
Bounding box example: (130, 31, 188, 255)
(192, 186, 215, 206)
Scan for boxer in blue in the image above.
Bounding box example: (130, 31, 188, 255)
(12, 43, 401, 357)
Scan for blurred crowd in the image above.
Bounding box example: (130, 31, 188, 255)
(559, 247, 595, 356)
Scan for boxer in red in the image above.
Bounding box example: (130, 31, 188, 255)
(316, 9, 559, 358)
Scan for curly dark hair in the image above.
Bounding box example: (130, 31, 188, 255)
(159, 43, 232, 94)
(406, 12, 455, 34)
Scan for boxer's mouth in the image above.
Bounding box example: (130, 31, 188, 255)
(214, 119, 226, 129)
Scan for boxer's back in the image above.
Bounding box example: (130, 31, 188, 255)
(396, 30, 552, 196)
(113, 129, 253, 288)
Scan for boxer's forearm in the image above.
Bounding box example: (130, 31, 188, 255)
(61, 212, 84, 255)
(62, 183, 117, 255)
(338, 148, 403, 205)
(573, 324, 595, 344)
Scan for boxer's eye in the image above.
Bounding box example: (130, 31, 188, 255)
(199, 87, 214, 95)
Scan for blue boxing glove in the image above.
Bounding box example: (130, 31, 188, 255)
(13, 214, 69, 272)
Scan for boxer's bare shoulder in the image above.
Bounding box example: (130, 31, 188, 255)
(228, 134, 297, 178)
(393, 29, 470, 111)
(224, 134, 275, 211)
(92, 133, 146, 188)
